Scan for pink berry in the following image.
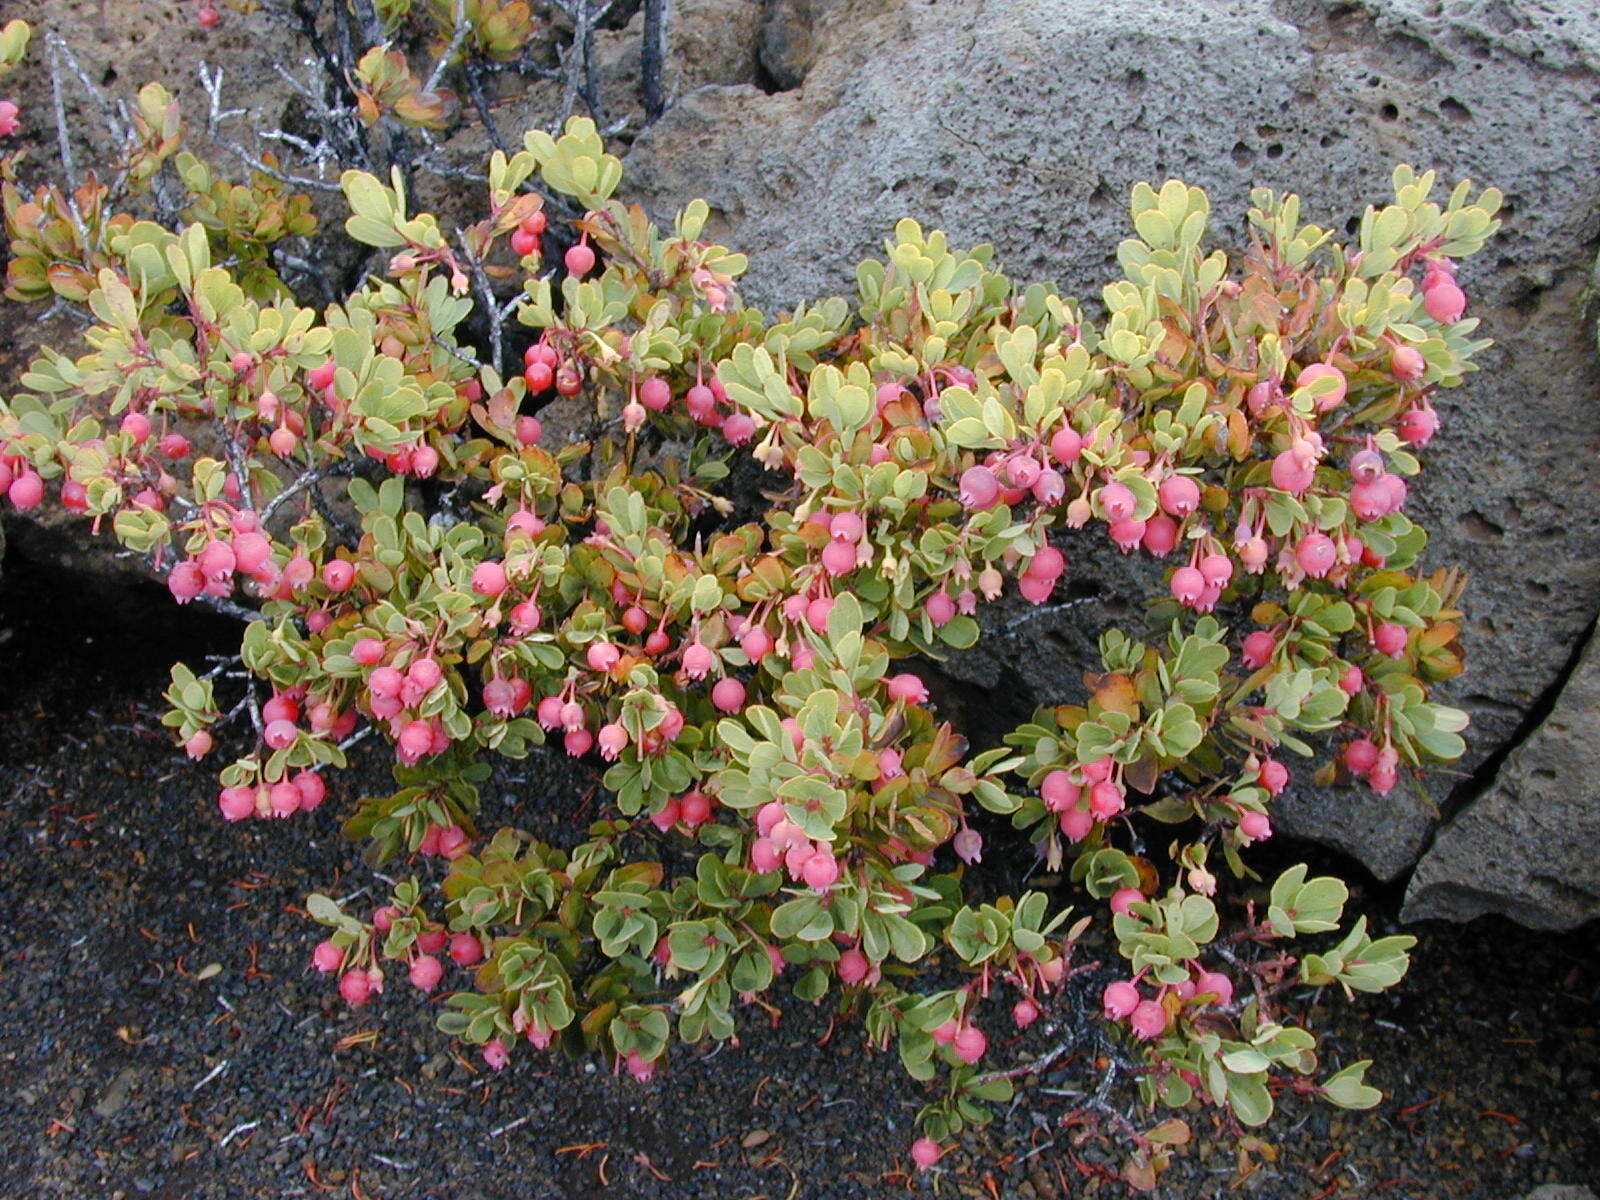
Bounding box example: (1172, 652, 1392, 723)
(910, 1138, 943, 1171)
(958, 465, 1000, 509)
(312, 939, 343, 973)
(471, 561, 508, 597)
(586, 641, 621, 672)
(1040, 769, 1076, 812)
(1339, 665, 1365, 696)
(217, 785, 255, 821)
(837, 947, 869, 985)
(1059, 808, 1094, 841)
(1246, 379, 1279, 415)
(830, 511, 865, 543)
(1398, 406, 1438, 446)
(510, 228, 540, 258)
(1259, 758, 1289, 795)
(409, 954, 444, 993)
(682, 641, 715, 680)
(679, 790, 712, 828)
(1109, 886, 1143, 916)
(1088, 780, 1125, 819)
(1296, 362, 1347, 412)
(801, 850, 840, 892)
(449, 932, 484, 967)
(1296, 532, 1338, 578)
(1390, 344, 1425, 381)
(1050, 424, 1083, 465)
(1158, 475, 1200, 518)
(121, 411, 152, 444)
(1241, 630, 1277, 670)
(1423, 278, 1466, 323)
(925, 590, 956, 626)
(482, 1037, 510, 1071)
(1271, 449, 1315, 495)
(1032, 468, 1067, 506)
(1024, 544, 1065, 583)
(352, 638, 386, 666)
(821, 537, 857, 575)
(711, 677, 746, 713)
(564, 243, 596, 277)
(1004, 454, 1041, 489)
(750, 837, 781, 873)
(1141, 514, 1178, 557)
(398, 720, 433, 761)
(597, 723, 629, 761)
(1169, 565, 1206, 606)
(0, 100, 19, 138)
(168, 561, 205, 604)
(338, 969, 372, 1007)
(723, 413, 755, 445)
(293, 770, 326, 811)
(1102, 980, 1140, 1020)
(1373, 621, 1408, 657)
(1345, 737, 1380, 774)
(1012, 998, 1040, 1029)
(952, 1025, 987, 1064)
(263, 719, 297, 750)
(1238, 810, 1272, 842)
(1129, 999, 1169, 1041)
(1194, 970, 1234, 1006)
(322, 559, 355, 592)
(1198, 554, 1233, 587)
(887, 673, 928, 704)
(1098, 480, 1136, 521)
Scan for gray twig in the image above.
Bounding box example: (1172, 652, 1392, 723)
(642, 0, 667, 122)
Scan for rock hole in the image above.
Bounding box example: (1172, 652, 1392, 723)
(1230, 142, 1255, 168)
(1457, 511, 1505, 543)
(1379, 102, 1400, 121)
(1439, 97, 1472, 123)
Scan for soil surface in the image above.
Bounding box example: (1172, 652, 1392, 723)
(1, 550, 1596, 1200)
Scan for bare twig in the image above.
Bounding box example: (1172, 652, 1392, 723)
(195, 594, 264, 624)
(261, 463, 333, 525)
(457, 232, 505, 376)
(641, 0, 667, 122)
(424, 0, 470, 94)
(46, 39, 80, 198)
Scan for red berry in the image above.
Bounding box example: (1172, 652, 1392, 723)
(1373, 621, 1408, 657)
(1241, 630, 1276, 670)
(564, 243, 596, 277)
(449, 932, 483, 967)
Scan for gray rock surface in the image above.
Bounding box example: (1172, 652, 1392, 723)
(1404, 626, 1600, 929)
(758, 0, 839, 89)
(622, 0, 1600, 899)
(1516, 1187, 1600, 1200)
